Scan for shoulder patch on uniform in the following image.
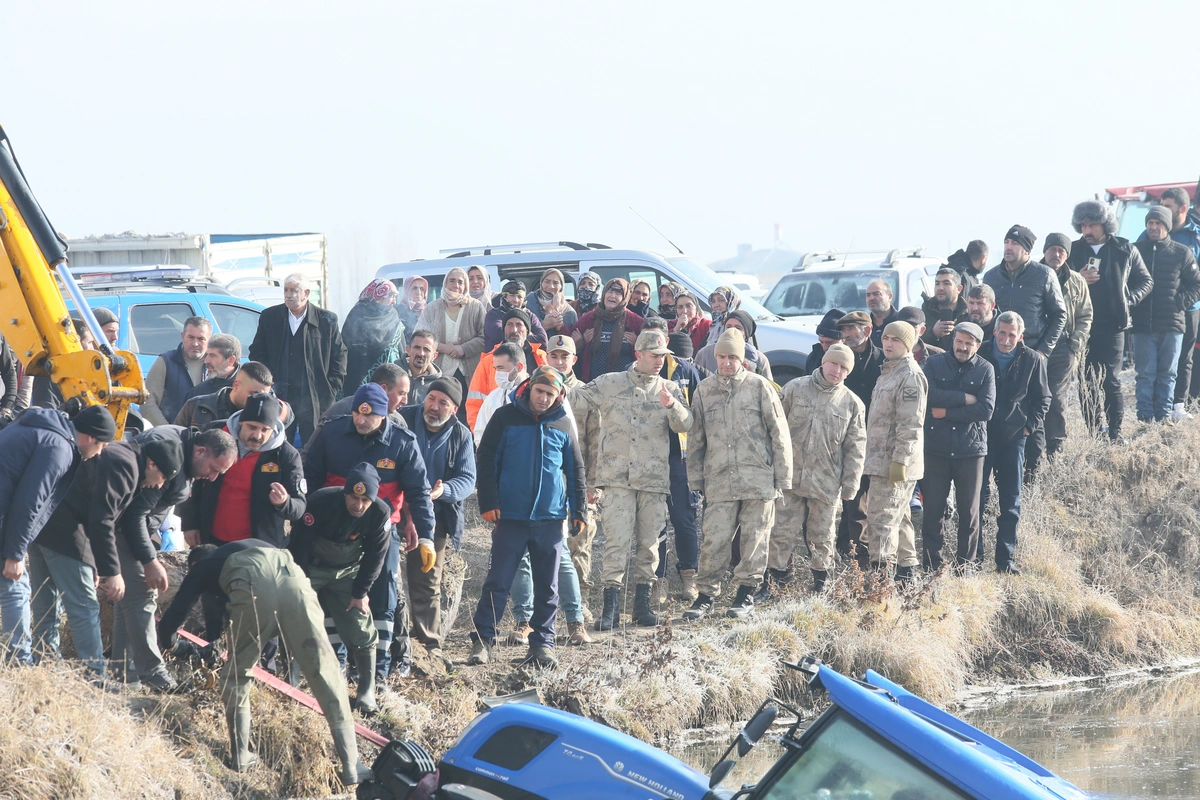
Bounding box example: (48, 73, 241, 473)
(376, 458, 396, 469)
(903, 388, 919, 401)
(260, 462, 280, 473)
(302, 513, 314, 526)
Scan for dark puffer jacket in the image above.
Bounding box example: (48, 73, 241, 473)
(921, 351, 995, 459)
(981, 260, 1067, 356)
(980, 341, 1051, 445)
(1067, 236, 1153, 334)
(1130, 238, 1200, 334)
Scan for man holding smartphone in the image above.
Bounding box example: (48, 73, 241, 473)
(1068, 200, 1153, 442)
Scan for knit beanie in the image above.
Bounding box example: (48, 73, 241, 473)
(72, 405, 117, 442)
(714, 328, 746, 360)
(1003, 224, 1036, 253)
(1146, 205, 1173, 231)
(502, 307, 532, 331)
(1043, 232, 1073, 254)
(821, 342, 855, 371)
(427, 377, 463, 407)
(883, 321, 916, 353)
(344, 462, 380, 501)
(90, 307, 118, 327)
(240, 392, 281, 428)
(667, 331, 694, 359)
(142, 437, 183, 480)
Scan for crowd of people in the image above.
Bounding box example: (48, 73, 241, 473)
(0, 192, 1198, 777)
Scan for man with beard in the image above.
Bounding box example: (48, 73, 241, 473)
(983, 226, 1067, 359)
(185, 334, 242, 400)
(406, 329, 444, 405)
(1068, 200, 1153, 442)
(866, 280, 900, 348)
(467, 310, 548, 429)
(483, 280, 549, 350)
(921, 269, 970, 350)
(142, 316, 211, 426)
(175, 361, 289, 432)
(397, 379, 475, 664)
(965, 284, 999, 343)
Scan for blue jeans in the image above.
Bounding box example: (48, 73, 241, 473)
(511, 526, 582, 625)
(657, 450, 700, 576)
(0, 569, 32, 665)
(981, 434, 1026, 569)
(1132, 331, 1184, 420)
(472, 520, 563, 650)
(28, 544, 105, 674)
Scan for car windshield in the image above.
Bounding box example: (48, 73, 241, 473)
(666, 257, 776, 320)
(1118, 201, 1150, 242)
(763, 270, 899, 317)
(760, 712, 969, 800)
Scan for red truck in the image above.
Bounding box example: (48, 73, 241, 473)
(1105, 178, 1200, 237)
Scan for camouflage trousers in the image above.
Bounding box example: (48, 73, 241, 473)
(770, 493, 838, 572)
(864, 478, 918, 567)
(697, 499, 775, 597)
(599, 487, 668, 587)
(567, 500, 601, 589)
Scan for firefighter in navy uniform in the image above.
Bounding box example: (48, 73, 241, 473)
(302, 383, 436, 680)
(289, 463, 391, 713)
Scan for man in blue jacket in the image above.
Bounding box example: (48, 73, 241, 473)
(0, 406, 114, 664)
(920, 322, 995, 573)
(303, 382, 435, 680)
(397, 377, 475, 666)
(469, 366, 587, 670)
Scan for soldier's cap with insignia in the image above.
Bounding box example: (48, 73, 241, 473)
(240, 392, 281, 428)
(634, 330, 670, 355)
(343, 462, 380, 501)
(352, 383, 389, 417)
(547, 334, 576, 355)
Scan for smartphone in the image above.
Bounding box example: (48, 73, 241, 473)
(1085, 257, 1100, 274)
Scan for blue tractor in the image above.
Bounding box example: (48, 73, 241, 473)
(358, 657, 1087, 800)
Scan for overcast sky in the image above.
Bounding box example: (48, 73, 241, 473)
(8, 1, 1199, 313)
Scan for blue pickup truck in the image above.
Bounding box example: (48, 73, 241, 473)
(67, 266, 264, 376)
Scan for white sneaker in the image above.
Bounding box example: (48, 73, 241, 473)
(1171, 402, 1193, 422)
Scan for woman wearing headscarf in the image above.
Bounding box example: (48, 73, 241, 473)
(693, 309, 773, 382)
(705, 285, 742, 345)
(416, 266, 487, 391)
(669, 291, 712, 353)
(569, 277, 645, 381)
(341, 278, 407, 392)
(657, 282, 685, 321)
(483, 279, 549, 350)
(526, 268, 579, 335)
(627, 278, 659, 320)
(467, 265, 496, 307)
(397, 275, 429, 346)
(570, 271, 602, 317)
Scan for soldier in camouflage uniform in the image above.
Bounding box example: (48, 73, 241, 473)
(573, 330, 692, 631)
(863, 321, 928, 578)
(683, 329, 792, 620)
(764, 343, 866, 596)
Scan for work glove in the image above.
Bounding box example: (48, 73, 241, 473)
(889, 461, 907, 485)
(418, 539, 437, 573)
(481, 508, 501, 524)
(570, 517, 586, 537)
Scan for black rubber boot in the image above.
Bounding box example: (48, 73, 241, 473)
(811, 569, 828, 592)
(752, 579, 772, 605)
(595, 586, 621, 632)
(683, 593, 714, 621)
(632, 584, 659, 627)
(726, 585, 756, 618)
(894, 565, 914, 587)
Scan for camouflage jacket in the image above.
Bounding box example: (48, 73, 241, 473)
(780, 370, 866, 503)
(863, 353, 928, 480)
(688, 368, 792, 502)
(573, 367, 691, 494)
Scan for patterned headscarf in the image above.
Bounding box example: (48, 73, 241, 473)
(359, 278, 399, 304)
(708, 285, 742, 342)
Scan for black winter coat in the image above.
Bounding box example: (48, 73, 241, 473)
(981, 260, 1067, 356)
(921, 352, 995, 459)
(289, 487, 391, 599)
(980, 341, 1051, 445)
(947, 249, 984, 295)
(399, 406, 476, 551)
(920, 295, 970, 349)
(0, 409, 80, 562)
(35, 441, 142, 577)
(181, 429, 306, 549)
(1068, 236, 1153, 335)
(248, 303, 347, 426)
(1130, 238, 1200, 334)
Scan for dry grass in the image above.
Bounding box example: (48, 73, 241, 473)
(11, 388, 1200, 789)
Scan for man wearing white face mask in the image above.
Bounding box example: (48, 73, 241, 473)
(472, 342, 529, 446)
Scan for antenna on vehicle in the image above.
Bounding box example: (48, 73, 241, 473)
(840, 238, 855, 269)
(629, 207, 684, 255)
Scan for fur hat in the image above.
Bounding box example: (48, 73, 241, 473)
(1146, 205, 1173, 231)
(821, 342, 855, 371)
(1072, 200, 1118, 235)
(882, 321, 916, 353)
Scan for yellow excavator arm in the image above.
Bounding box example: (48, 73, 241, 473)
(0, 126, 145, 435)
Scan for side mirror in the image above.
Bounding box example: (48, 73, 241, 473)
(709, 759, 735, 789)
(737, 704, 779, 757)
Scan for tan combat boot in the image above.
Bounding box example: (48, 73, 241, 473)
(679, 569, 699, 603)
(505, 622, 533, 647)
(567, 621, 593, 646)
